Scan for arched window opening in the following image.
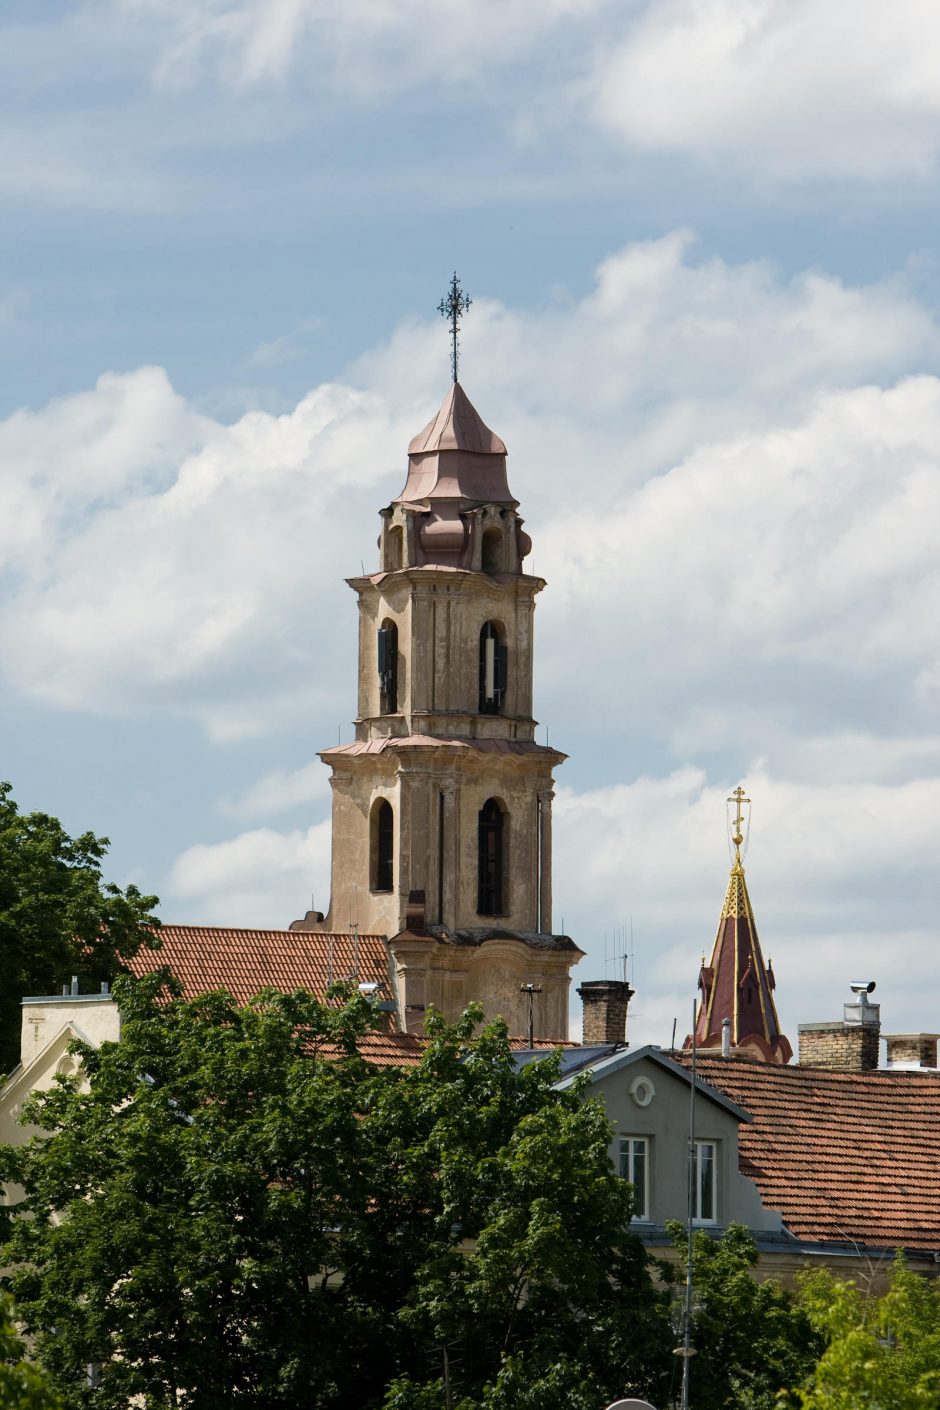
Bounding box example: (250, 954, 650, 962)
(477, 797, 505, 916)
(481, 527, 503, 575)
(479, 622, 507, 715)
(372, 799, 394, 893)
(386, 525, 403, 572)
(378, 619, 398, 713)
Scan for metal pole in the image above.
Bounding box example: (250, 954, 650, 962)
(681, 999, 697, 1410)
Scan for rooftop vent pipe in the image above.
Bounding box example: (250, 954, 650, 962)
(844, 980, 879, 1027)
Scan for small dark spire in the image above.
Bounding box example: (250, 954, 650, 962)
(438, 272, 471, 383)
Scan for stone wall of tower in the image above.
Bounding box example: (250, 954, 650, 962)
(305, 380, 581, 1038)
(352, 565, 539, 738)
(321, 744, 559, 937)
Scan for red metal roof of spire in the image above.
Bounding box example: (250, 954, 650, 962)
(407, 382, 506, 456)
(397, 382, 516, 508)
(686, 793, 792, 1064)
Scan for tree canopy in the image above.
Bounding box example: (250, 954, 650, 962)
(662, 1221, 821, 1410)
(7, 964, 929, 1409)
(794, 1255, 940, 1409)
(1, 976, 674, 1410)
(0, 1292, 61, 1410)
(0, 781, 160, 1074)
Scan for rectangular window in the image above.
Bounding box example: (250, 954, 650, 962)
(619, 1136, 649, 1221)
(692, 1140, 716, 1223)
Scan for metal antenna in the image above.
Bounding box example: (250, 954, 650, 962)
(438, 272, 471, 383)
(349, 884, 360, 979)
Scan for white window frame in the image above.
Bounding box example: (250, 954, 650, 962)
(691, 1139, 717, 1225)
(619, 1135, 650, 1222)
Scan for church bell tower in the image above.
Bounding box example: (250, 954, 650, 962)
(301, 283, 581, 1036)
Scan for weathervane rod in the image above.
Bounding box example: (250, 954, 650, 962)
(438, 271, 471, 383)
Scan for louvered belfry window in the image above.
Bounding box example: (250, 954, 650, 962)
(479, 622, 507, 714)
(378, 620, 398, 713)
(477, 798, 504, 915)
(374, 799, 394, 893)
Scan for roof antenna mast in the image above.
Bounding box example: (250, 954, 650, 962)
(438, 272, 471, 384)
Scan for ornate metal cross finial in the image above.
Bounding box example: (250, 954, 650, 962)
(438, 271, 471, 383)
(727, 785, 751, 860)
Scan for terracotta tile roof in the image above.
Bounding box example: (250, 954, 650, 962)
(338, 1032, 426, 1067)
(323, 1032, 575, 1070)
(130, 926, 390, 1009)
(677, 1055, 940, 1252)
(128, 926, 576, 1070)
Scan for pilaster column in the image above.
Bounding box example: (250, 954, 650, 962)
(538, 789, 554, 934)
(440, 782, 458, 930)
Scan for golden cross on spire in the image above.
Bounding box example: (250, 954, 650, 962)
(728, 785, 750, 860)
(438, 272, 471, 383)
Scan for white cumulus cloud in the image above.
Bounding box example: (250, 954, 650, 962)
(218, 761, 331, 819)
(167, 819, 332, 926)
(591, 0, 940, 182)
(3, 236, 938, 1051)
(1, 235, 937, 761)
(553, 766, 940, 1048)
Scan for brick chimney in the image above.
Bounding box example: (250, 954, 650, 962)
(799, 983, 881, 1072)
(577, 980, 634, 1045)
(884, 1033, 940, 1069)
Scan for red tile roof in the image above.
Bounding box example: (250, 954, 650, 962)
(679, 1055, 940, 1252)
(130, 926, 390, 1008)
(322, 1033, 575, 1070)
(129, 926, 576, 1070)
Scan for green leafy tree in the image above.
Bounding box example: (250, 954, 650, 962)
(1, 977, 674, 1409)
(2, 972, 376, 1408)
(368, 1012, 673, 1409)
(794, 1254, 940, 1409)
(0, 1292, 61, 1409)
(662, 1222, 822, 1410)
(0, 781, 160, 1074)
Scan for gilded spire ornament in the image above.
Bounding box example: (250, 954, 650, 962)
(438, 272, 471, 383)
(728, 784, 750, 862)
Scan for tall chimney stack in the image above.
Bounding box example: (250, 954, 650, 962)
(577, 980, 634, 1046)
(799, 981, 881, 1072)
(883, 1033, 939, 1069)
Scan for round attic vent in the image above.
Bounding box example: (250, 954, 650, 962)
(629, 1075, 655, 1108)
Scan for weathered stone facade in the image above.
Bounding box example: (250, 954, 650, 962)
(302, 383, 582, 1037)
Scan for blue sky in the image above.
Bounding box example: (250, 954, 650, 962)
(2, 0, 938, 1048)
